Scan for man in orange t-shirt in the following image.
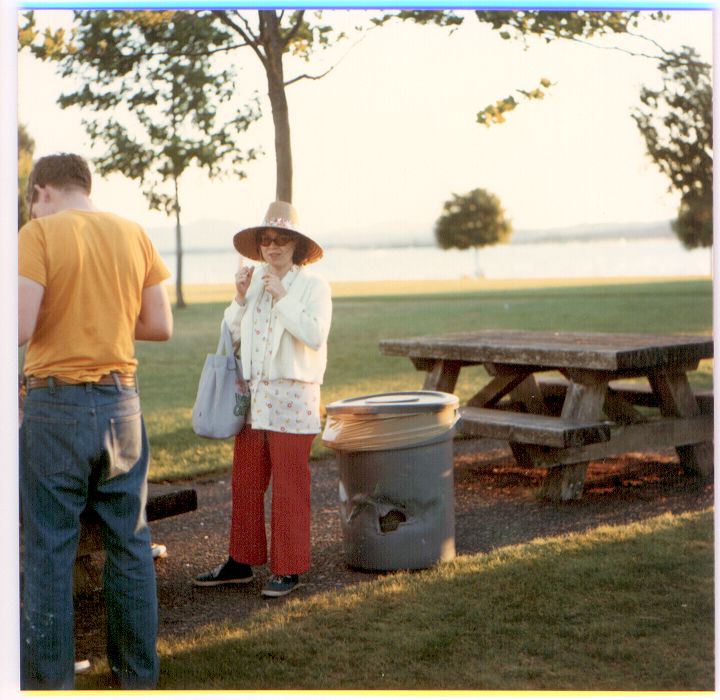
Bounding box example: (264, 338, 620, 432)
(18, 153, 173, 690)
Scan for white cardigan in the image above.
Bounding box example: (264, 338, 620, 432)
(223, 265, 332, 385)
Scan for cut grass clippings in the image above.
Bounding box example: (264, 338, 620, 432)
(115, 509, 715, 691)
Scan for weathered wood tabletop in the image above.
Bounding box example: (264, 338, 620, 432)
(379, 330, 714, 501)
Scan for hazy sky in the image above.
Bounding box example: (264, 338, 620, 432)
(16, 6, 714, 241)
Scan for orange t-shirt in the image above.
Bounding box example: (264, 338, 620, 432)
(19, 209, 171, 382)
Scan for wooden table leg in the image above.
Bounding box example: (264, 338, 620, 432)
(510, 374, 549, 414)
(467, 362, 546, 409)
(539, 464, 590, 502)
(649, 370, 713, 480)
(419, 359, 462, 394)
(539, 371, 609, 502)
(466, 370, 529, 408)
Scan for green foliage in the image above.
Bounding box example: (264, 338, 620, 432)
(434, 188, 512, 251)
(211, 9, 347, 65)
(21, 7, 364, 212)
(375, 9, 652, 39)
(372, 10, 465, 29)
(673, 190, 712, 249)
(473, 9, 657, 42)
(18, 12, 72, 59)
(33, 10, 261, 212)
(633, 47, 712, 249)
(477, 77, 553, 127)
(18, 123, 35, 229)
(282, 9, 345, 60)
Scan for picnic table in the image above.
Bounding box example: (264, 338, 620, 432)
(379, 330, 714, 501)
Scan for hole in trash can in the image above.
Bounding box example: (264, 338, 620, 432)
(379, 509, 406, 533)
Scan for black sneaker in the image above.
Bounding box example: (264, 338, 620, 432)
(261, 574, 301, 598)
(194, 559, 253, 587)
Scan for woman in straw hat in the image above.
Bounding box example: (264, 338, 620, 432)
(194, 201, 332, 598)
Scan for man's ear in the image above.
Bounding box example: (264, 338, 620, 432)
(32, 185, 49, 206)
(30, 185, 54, 219)
(29, 185, 41, 219)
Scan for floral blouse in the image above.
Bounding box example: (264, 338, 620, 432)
(248, 265, 321, 434)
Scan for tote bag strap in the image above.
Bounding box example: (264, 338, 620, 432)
(217, 320, 234, 355)
(218, 320, 246, 382)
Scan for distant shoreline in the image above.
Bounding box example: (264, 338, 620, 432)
(157, 232, 678, 258)
(149, 219, 677, 256)
(165, 275, 711, 304)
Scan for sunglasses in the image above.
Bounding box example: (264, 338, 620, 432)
(258, 231, 295, 247)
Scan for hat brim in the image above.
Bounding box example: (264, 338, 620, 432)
(233, 225, 323, 265)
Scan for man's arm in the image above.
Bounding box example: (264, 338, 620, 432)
(19, 276, 45, 346)
(135, 283, 173, 341)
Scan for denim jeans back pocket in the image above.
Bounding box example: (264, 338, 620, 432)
(105, 412, 143, 482)
(22, 415, 78, 477)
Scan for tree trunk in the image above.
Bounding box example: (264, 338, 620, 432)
(474, 247, 482, 277)
(259, 10, 293, 203)
(173, 173, 186, 309)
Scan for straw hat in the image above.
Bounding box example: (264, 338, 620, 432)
(232, 201, 324, 265)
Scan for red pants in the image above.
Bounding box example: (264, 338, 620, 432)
(229, 428, 315, 575)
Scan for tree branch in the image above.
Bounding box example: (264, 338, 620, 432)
(130, 42, 251, 60)
(282, 10, 305, 48)
(237, 12, 261, 45)
(212, 9, 266, 68)
(26, 40, 253, 65)
(284, 68, 333, 87)
(537, 29, 709, 69)
(284, 29, 370, 87)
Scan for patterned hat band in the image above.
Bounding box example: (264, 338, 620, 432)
(264, 217, 294, 229)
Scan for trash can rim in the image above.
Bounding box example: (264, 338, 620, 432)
(325, 390, 458, 415)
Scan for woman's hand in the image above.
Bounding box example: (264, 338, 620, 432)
(235, 261, 254, 303)
(262, 271, 287, 301)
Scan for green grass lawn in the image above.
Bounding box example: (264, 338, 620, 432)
(78, 508, 714, 691)
(76, 277, 711, 692)
(139, 277, 713, 481)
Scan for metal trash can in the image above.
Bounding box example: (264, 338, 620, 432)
(322, 391, 459, 571)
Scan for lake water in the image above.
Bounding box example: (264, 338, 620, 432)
(161, 236, 712, 285)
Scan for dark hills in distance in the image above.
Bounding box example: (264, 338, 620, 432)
(147, 219, 675, 255)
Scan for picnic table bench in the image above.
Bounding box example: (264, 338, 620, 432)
(379, 330, 713, 501)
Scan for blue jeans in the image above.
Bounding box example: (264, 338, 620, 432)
(20, 382, 159, 690)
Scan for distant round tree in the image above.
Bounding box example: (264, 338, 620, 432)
(435, 189, 512, 274)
